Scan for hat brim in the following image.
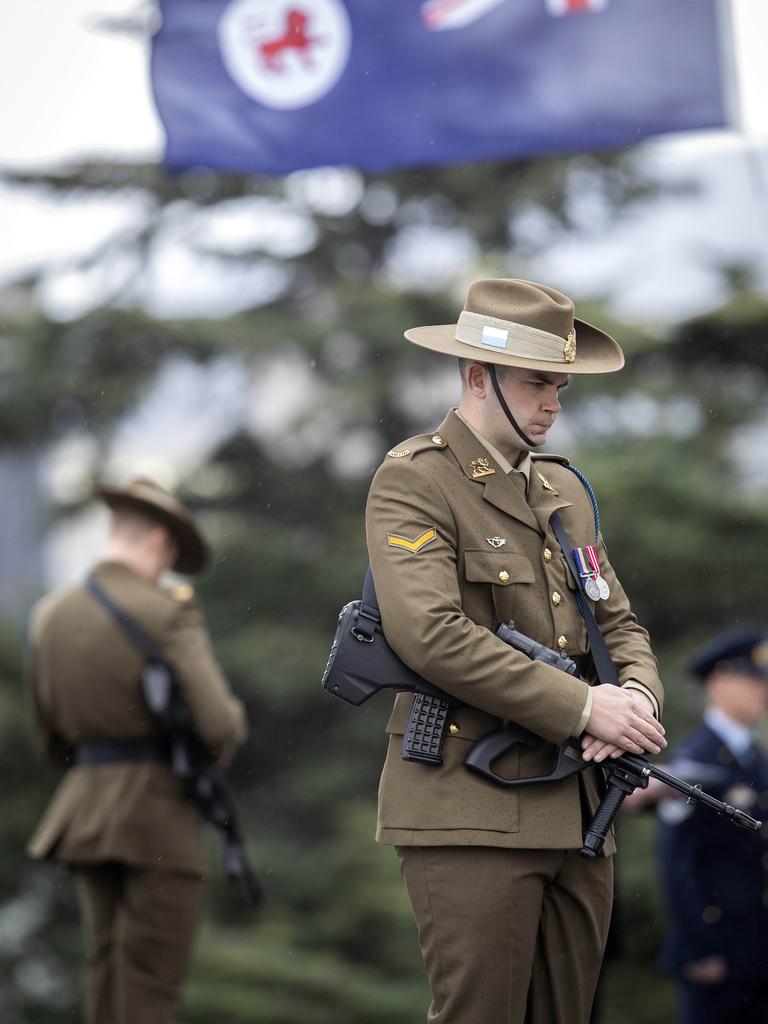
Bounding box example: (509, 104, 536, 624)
(96, 487, 209, 575)
(404, 317, 624, 374)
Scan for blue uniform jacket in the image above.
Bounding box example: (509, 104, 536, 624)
(657, 724, 768, 985)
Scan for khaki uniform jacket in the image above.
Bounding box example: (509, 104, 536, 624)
(366, 410, 662, 853)
(27, 561, 247, 875)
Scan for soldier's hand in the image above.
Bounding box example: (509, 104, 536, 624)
(580, 737, 623, 763)
(583, 685, 666, 761)
(683, 956, 728, 985)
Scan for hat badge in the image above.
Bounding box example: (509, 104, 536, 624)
(564, 330, 576, 364)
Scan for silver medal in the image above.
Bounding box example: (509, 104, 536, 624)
(584, 577, 601, 601)
(597, 577, 610, 600)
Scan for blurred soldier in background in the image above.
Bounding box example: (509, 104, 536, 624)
(655, 628, 768, 1024)
(366, 278, 666, 1024)
(26, 479, 247, 1024)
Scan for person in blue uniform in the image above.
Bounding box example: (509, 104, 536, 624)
(657, 627, 768, 1024)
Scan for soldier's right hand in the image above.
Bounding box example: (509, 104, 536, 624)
(584, 685, 666, 758)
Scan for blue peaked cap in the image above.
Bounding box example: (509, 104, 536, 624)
(689, 627, 768, 682)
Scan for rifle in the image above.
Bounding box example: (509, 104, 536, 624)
(86, 576, 263, 905)
(323, 606, 762, 856)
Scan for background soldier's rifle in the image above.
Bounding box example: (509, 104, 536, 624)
(86, 576, 263, 905)
(142, 661, 263, 903)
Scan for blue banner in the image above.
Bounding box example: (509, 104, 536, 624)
(151, 0, 728, 175)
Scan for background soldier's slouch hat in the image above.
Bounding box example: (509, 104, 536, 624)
(95, 477, 209, 575)
(689, 626, 768, 682)
(404, 277, 624, 374)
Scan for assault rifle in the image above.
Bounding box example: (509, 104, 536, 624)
(85, 575, 263, 905)
(323, 613, 761, 856)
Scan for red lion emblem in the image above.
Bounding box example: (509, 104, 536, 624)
(259, 9, 322, 71)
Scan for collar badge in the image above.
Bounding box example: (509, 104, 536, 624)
(536, 471, 556, 493)
(470, 457, 496, 479)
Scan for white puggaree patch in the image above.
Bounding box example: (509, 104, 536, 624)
(481, 325, 508, 349)
(218, 0, 351, 110)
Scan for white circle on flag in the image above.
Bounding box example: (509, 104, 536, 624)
(218, 0, 351, 111)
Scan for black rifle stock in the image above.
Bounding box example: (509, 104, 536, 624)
(323, 618, 763, 856)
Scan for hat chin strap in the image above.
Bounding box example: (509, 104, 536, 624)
(488, 365, 541, 449)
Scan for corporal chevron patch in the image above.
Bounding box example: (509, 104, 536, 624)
(386, 527, 437, 553)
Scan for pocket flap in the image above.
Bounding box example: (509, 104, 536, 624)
(464, 550, 535, 585)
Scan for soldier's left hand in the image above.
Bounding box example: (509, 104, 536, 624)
(582, 690, 660, 763)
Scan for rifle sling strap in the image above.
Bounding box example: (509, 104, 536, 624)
(550, 511, 619, 687)
(86, 575, 163, 662)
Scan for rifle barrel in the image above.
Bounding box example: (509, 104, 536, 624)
(617, 754, 763, 832)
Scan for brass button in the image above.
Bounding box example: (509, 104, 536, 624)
(557, 635, 567, 651)
(449, 723, 460, 736)
(431, 434, 444, 446)
(498, 570, 510, 583)
(552, 591, 562, 606)
(543, 548, 552, 562)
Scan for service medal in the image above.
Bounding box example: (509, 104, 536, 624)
(573, 544, 609, 601)
(584, 577, 602, 601)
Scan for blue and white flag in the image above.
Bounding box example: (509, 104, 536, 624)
(151, 0, 728, 175)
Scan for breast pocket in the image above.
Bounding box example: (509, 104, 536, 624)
(463, 550, 535, 625)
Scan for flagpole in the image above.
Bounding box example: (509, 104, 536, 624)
(715, 0, 741, 132)
(718, 0, 768, 249)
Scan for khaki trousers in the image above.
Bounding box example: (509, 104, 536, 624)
(75, 862, 205, 1024)
(397, 845, 613, 1024)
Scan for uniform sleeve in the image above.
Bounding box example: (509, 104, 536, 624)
(26, 608, 73, 767)
(367, 458, 590, 745)
(594, 536, 664, 717)
(161, 600, 248, 756)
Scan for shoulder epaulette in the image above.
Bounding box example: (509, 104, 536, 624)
(385, 431, 448, 461)
(531, 452, 570, 466)
(533, 454, 600, 541)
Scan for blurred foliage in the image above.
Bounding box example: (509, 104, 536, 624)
(0, 146, 767, 1024)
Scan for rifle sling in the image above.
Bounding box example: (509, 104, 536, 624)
(549, 511, 619, 687)
(86, 576, 162, 662)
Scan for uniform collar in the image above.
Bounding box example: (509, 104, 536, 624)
(454, 410, 531, 487)
(704, 706, 753, 758)
(437, 410, 541, 533)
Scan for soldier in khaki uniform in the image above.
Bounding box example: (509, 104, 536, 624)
(27, 478, 247, 1024)
(366, 278, 666, 1024)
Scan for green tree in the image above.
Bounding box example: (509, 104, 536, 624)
(1, 153, 766, 1022)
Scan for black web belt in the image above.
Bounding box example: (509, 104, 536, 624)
(76, 738, 170, 765)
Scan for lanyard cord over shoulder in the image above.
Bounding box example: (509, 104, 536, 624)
(563, 463, 601, 543)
